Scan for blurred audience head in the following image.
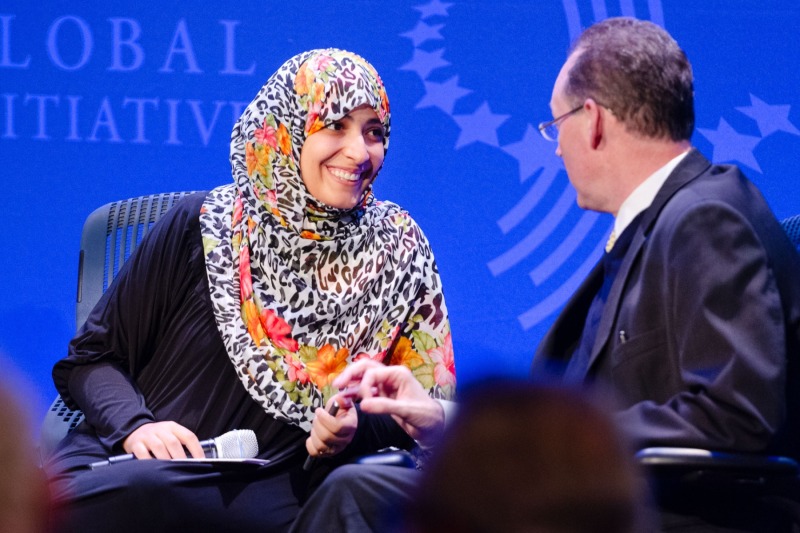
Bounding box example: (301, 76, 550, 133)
(0, 358, 53, 532)
(407, 380, 651, 533)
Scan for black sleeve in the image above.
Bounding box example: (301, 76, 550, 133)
(51, 192, 208, 449)
(347, 407, 417, 455)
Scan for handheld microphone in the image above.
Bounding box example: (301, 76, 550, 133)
(89, 429, 259, 469)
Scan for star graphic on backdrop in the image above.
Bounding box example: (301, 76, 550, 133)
(399, 48, 450, 80)
(452, 101, 509, 149)
(400, 21, 445, 47)
(736, 94, 800, 138)
(416, 76, 472, 115)
(698, 118, 762, 173)
(501, 124, 563, 182)
(414, 0, 453, 19)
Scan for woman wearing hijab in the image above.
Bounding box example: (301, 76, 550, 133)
(46, 48, 455, 532)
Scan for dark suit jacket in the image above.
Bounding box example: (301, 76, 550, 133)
(533, 149, 800, 457)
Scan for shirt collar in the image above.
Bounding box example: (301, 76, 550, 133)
(614, 149, 690, 236)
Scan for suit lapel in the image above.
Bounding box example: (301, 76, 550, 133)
(639, 149, 712, 234)
(585, 149, 712, 371)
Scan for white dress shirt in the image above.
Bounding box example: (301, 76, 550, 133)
(613, 150, 690, 236)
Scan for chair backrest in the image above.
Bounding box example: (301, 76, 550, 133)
(782, 214, 800, 251)
(39, 192, 195, 464)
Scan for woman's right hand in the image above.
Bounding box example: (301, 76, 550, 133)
(305, 395, 358, 458)
(122, 421, 205, 460)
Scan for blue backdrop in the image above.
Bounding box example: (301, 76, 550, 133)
(3, 0, 800, 428)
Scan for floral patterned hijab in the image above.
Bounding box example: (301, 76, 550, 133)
(200, 49, 455, 431)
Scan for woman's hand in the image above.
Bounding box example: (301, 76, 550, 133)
(122, 421, 205, 460)
(333, 359, 445, 447)
(305, 395, 358, 458)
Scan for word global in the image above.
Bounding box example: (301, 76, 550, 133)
(1, 15, 257, 74)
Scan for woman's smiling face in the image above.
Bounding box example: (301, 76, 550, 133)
(299, 105, 386, 209)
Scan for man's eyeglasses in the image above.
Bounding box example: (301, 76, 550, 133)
(538, 105, 583, 142)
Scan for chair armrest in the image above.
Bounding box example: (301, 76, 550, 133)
(636, 447, 798, 476)
(38, 396, 85, 467)
(353, 447, 416, 469)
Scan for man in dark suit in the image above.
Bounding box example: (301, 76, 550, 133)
(532, 16, 800, 530)
(292, 17, 800, 532)
(534, 15, 800, 462)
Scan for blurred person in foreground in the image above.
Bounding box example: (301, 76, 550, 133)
(407, 380, 652, 533)
(0, 368, 52, 533)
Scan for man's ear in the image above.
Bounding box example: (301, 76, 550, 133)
(584, 98, 603, 150)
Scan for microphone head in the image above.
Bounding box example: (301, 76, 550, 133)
(214, 429, 259, 459)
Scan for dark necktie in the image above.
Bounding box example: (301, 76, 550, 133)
(563, 213, 643, 382)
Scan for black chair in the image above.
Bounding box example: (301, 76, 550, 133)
(783, 213, 800, 250)
(38, 192, 195, 465)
